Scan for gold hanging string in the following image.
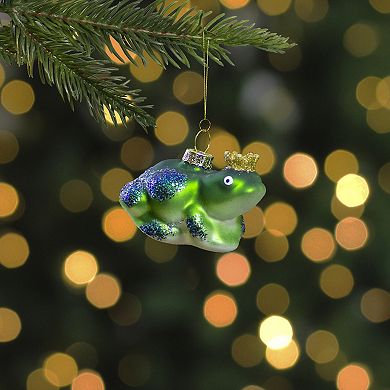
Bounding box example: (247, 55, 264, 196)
(194, 29, 211, 153)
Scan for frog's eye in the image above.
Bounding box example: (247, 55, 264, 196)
(224, 176, 234, 186)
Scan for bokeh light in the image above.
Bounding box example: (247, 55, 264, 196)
(257, 0, 292, 16)
(108, 292, 142, 326)
(0, 307, 22, 342)
(103, 104, 131, 126)
(337, 364, 371, 390)
(369, 0, 390, 13)
(377, 76, 390, 109)
(301, 228, 335, 262)
(219, 0, 250, 9)
(0, 232, 29, 268)
(1, 80, 35, 115)
(335, 217, 368, 251)
(320, 265, 354, 299)
(155, 111, 189, 145)
(216, 253, 251, 287)
(264, 202, 297, 235)
(231, 334, 264, 367)
(105, 36, 135, 65)
(130, 52, 163, 83)
(72, 370, 105, 390)
(173, 71, 203, 104)
(265, 339, 300, 370)
(294, 0, 329, 22)
(360, 288, 390, 323)
(256, 283, 290, 315)
(63, 250, 99, 286)
(242, 207, 265, 239)
(203, 291, 238, 328)
(283, 153, 318, 189)
(44, 353, 78, 387)
(356, 76, 381, 110)
(324, 150, 359, 183)
(121, 137, 154, 171)
(0, 182, 19, 218)
(343, 23, 378, 57)
(259, 315, 293, 350)
(101, 168, 133, 202)
(102, 207, 137, 242)
(305, 330, 339, 364)
(208, 129, 240, 168)
(315, 352, 348, 382)
(378, 162, 390, 193)
(144, 238, 178, 263)
(27, 369, 58, 390)
(336, 174, 370, 207)
(86, 273, 121, 309)
(331, 195, 365, 220)
(242, 142, 276, 175)
(0, 130, 19, 164)
(118, 354, 151, 387)
(59, 180, 93, 213)
(255, 230, 289, 262)
(241, 386, 264, 390)
(366, 107, 390, 133)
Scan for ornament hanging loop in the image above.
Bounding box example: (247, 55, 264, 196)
(194, 29, 211, 153)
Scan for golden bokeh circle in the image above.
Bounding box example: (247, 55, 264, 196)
(301, 228, 335, 262)
(102, 207, 137, 242)
(44, 353, 78, 387)
(335, 217, 368, 251)
(256, 283, 290, 315)
(0, 182, 19, 218)
(264, 202, 297, 235)
(1, 80, 35, 115)
(173, 71, 203, 105)
(360, 288, 390, 323)
(283, 153, 318, 189)
(320, 265, 354, 299)
(324, 150, 359, 183)
(64, 250, 99, 286)
(155, 111, 189, 146)
(242, 142, 276, 175)
(257, 0, 292, 16)
(343, 23, 378, 57)
(331, 195, 365, 221)
(336, 174, 369, 208)
(0, 232, 29, 268)
(259, 315, 293, 350)
(203, 291, 238, 328)
(216, 253, 251, 287)
(27, 369, 58, 390)
(255, 230, 289, 262)
(130, 53, 163, 83)
(356, 76, 381, 110)
(0, 307, 22, 342)
(101, 168, 133, 202)
(305, 330, 339, 364)
(294, 0, 329, 22)
(72, 370, 105, 390)
(369, 0, 390, 13)
(378, 162, 390, 193)
(337, 364, 371, 390)
(86, 273, 122, 309)
(265, 340, 300, 370)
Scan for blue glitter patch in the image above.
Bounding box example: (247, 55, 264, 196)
(186, 215, 207, 241)
(241, 215, 246, 235)
(119, 180, 144, 207)
(140, 220, 174, 241)
(146, 169, 187, 202)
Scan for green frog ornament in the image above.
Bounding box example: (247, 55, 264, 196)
(119, 149, 266, 252)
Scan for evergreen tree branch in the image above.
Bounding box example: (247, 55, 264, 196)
(0, 26, 17, 64)
(10, 18, 154, 128)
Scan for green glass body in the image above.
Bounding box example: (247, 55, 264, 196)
(119, 159, 266, 252)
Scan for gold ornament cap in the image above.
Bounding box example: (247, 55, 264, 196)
(224, 151, 259, 172)
(182, 148, 214, 169)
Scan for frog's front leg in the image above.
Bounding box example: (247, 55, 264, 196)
(185, 206, 242, 253)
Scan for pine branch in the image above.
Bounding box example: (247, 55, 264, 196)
(10, 18, 155, 128)
(0, 0, 295, 129)
(0, 26, 17, 64)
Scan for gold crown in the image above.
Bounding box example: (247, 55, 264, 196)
(224, 151, 259, 172)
